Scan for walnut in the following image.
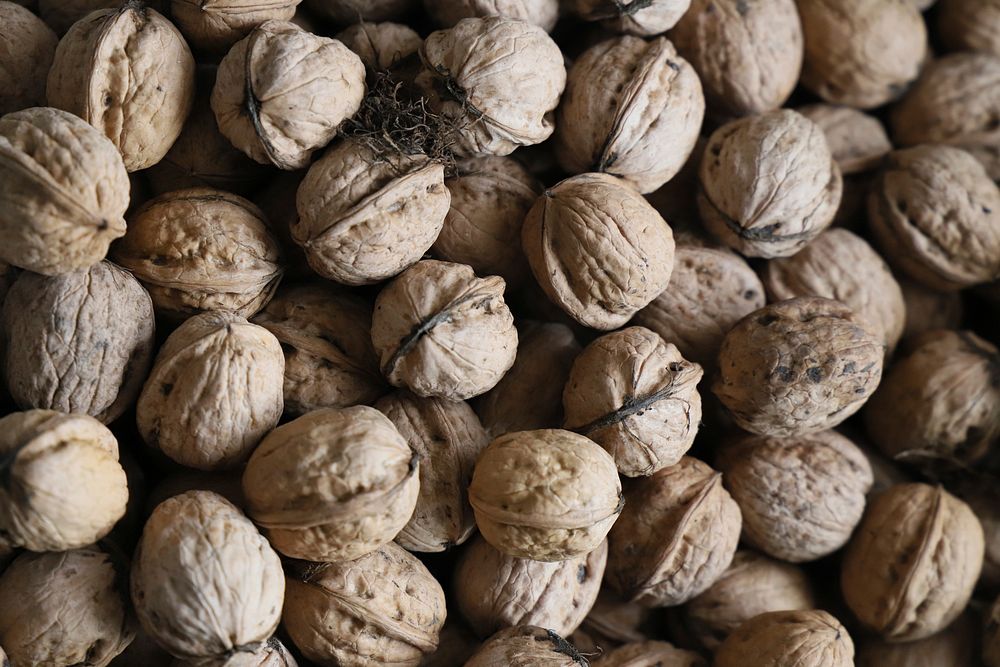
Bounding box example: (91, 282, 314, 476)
(464, 626, 587, 667)
(698, 109, 842, 258)
(522, 172, 675, 329)
(371, 260, 517, 400)
(798, 105, 892, 175)
(938, 0, 1000, 58)
(0, 3, 57, 116)
(555, 35, 704, 194)
(136, 311, 285, 470)
(607, 456, 741, 607)
(468, 429, 623, 562)
(715, 610, 854, 667)
(425, 0, 559, 30)
(212, 21, 365, 170)
(0, 107, 128, 275)
(593, 641, 705, 667)
(304, 0, 415, 23)
(899, 277, 964, 343)
(335, 21, 422, 71)
(860, 611, 979, 667)
(171, 0, 302, 53)
(571, 0, 691, 35)
(2, 261, 155, 423)
(842, 483, 984, 641)
(714, 297, 884, 438)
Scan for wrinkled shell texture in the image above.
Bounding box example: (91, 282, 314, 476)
(136, 311, 285, 470)
(371, 260, 518, 400)
(283, 543, 446, 667)
(468, 429, 623, 562)
(426, 0, 559, 30)
(573, 0, 691, 36)
(212, 20, 365, 170)
(593, 641, 705, 667)
(900, 277, 964, 341)
(0, 107, 128, 275)
(714, 610, 854, 667)
(131, 491, 285, 661)
(335, 21, 422, 71)
(242, 406, 418, 562)
(555, 35, 704, 194)
(607, 456, 741, 607)
(799, 104, 892, 175)
(938, 0, 1000, 57)
(305, 0, 415, 22)
(523, 172, 675, 330)
(0, 2, 57, 115)
(464, 625, 585, 667)
(714, 297, 884, 438)
(171, 0, 303, 53)
(842, 483, 984, 642)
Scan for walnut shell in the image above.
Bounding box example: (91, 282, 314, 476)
(171, 0, 302, 53)
(593, 641, 705, 667)
(715, 610, 854, 667)
(304, 0, 415, 23)
(571, 0, 691, 36)
(334, 21, 422, 71)
(899, 277, 964, 342)
(842, 483, 984, 641)
(425, 0, 558, 30)
(798, 104, 892, 175)
(136, 311, 285, 470)
(860, 611, 979, 667)
(0, 2, 57, 115)
(464, 626, 587, 667)
(938, 0, 1000, 58)
(714, 297, 884, 438)
(698, 109, 842, 258)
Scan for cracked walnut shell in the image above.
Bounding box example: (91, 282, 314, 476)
(171, 0, 303, 53)
(0, 2, 57, 116)
(465, 626, 587, 667)
(571, 0, 690, 36)
(715, 610, 854, 667)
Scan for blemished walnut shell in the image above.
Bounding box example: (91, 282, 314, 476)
(698, 109, 842, 258)
(799, 105, 892, 175)
(713, 297, 884, 438)
(860, 611, 979, 667)
(283, 543, 446, 666)
(593, 641, 705, 667)
(522, 172, 675, 330)
(131, 491, 285, 662)
(718, 431, 874, 563)
(468, 429, 623, 562)
(136, 311, 285, 470)
(46, 5, 196, 172)
(171, 0, 302, 53)
(563, 326, 703, 477)
(0, 3, 57, 115)
(212, 21, 365, 170)
(242, 406, 419, 562)
(335, 21, 422, 71)
(425, 0, 558, 30)
(293, 140, 450, 286)
(173, 637, 299, 667)
(842, 483, 984, 642)
(868, 145, 1000, 291)
(670, 0, 802, 118)
(0, 107, 128, 275)
(715, 610, 854, 667)
(113, 187, 285, 321)
(464, 626, 587, 667)
(938, 0, 1000, 58)
(571, 0, 690, 35)
(555, 35, 704, 194)
(0, 548, 135, 667)
(2, 261, 155, 423)
(371, 260, 518, 400)
(0, 410, 127, 551)
(305, 0, 415, 23)
(415, 16, 566, 156)
(797, 0, 927, 109)
(899, 278, 964, 342)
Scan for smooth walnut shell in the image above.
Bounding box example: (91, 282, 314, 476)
(563, 326, 703, 477)
(172, 0, 302, 53)
(593, 641, 705, 667)
(283, 543, 446, 667)
(371, 260, 517, 400)
(425, 0, 558, 30)
(468, 429, 623, 562)
(136, 311, 285, 470)
(0, 3, 57, 115)
(698, 109, 842, 258)
(860, 611, 979, 667)
(799, 104, 892, 175)
(464, 626, 587, 667)
(714, 297, 884, 438)
(0, 107, 128, 275)
(571, 0, 691, 35)
(938, 0, 1000, 58)
(335, 21, 422, 71)
(715, 610, 854, 667)
(842, 483, 984, 642)
(304, 0, 415, 23)
(899, 278, 964, 342)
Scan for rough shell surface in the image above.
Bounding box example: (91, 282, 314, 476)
(334, 21, 422, 71)
(425, 0, 559, 31)
(0, 3, 57, 115)
(798, 104, 892, 175)
(572, 0, 691, 36)
(463, 625, 587, 667)
(593, 641, 705, 667)
(171, 0, 303, 53)
(714, 610, 855, 667)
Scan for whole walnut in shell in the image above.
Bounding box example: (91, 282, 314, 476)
(715, 610, 854, 667)
(938, 0, 1000, 58)
(425, 0, 558, 30)
(335, 21, 422, 71)
(899, 278, 964, 342)
(371, 260, 517, 400)
(713, 297, 884, 438)
(0, 3, 57, 116)
(799, 104, 892, 176)
(698, 109, 842, 258)
(593, 641, 705, 667)
(468, 429, 623, 562)
(571, 0, 691, 35)
(136, 311, 285, 470)
(842, 483, 984, 641)
(171, 0, 302, 53)
(305, 0, 415, 23)
(464, 626, 587, 667)
(860, 611, 979, 667)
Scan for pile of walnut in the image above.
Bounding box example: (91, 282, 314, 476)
(1, 0, 1000, 665)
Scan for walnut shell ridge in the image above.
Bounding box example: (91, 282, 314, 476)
(464, 625, 588, 667)
(714, 610, 855, 667)
(0, 3, 57, 116)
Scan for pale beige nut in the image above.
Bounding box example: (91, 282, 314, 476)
(305, 0, 415, 23)
(593, 641, 705, 667)
(571, 0, 691, 35)
(468, 429, 623, 562)
(464, 626, 587, 667)
(131, 491, 285, 662)
(555, 35, 704, 194)
(37, 0, 125, 34)
(172, 0, 302, 53)
(0, 410, 127, 551)
(715, 610, 854, 667)
(212, 20, 365, 170)
(714, 297, 884, 438)
(136, 311, 285, 470)
(335, 21, 422, 71)
(860, 611, 979, 667)
(371, 260, 518, 400)
(799, 105, 892, 175)
(0, 2, 57, 115)
(698, 109, 842, 258)
(173, 637, 299, 667)
(425, 0, 558, 30)
(899, 277, 964, 342)
(938, 0, 1000, 57)
(2, 260, 155, 423)
(842, 483, 984, 641)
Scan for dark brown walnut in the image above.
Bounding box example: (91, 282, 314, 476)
(242, 406, 418, 562)
(607, 456, 741, 607)
(468, 429, 623, 562)
(555, 35, 704, 194)
(799, 105, 892, 175)
(0, 2, 57, 115)
(171, 0, 302, 53)
(670, 0, 802, 118)
(0, 107, 128, 275)
(715, 610, 854, 667)
(938, 0, 1000, 58)
(304, 0, 416, 23)
(283, 543, 446, 666)
(335, 21, 422, 71)
(860, 611, 979, 667)
(797, 0, 927, 109)
(842, 483, 984, 642)
(136, 311, 285, 470)
(571, 0, 691, 35)
(172, 637, 299, 666)
(869, 146, 1000, 291)
(593, 641, 705, 667)
(714, 297, 884, 438)
(563, 326, 703, 477)
(698, 109, 842, 258)
(113, 187, 285, 320)
(522, 172, 675, 329)
(371, 260, 518, 400)
(899, 278, 963, 342)
(419, 622, 479, 667)
(464, 626, 587, 667)
(293, 139, 450, 286)
(425, 0, 559, 30)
